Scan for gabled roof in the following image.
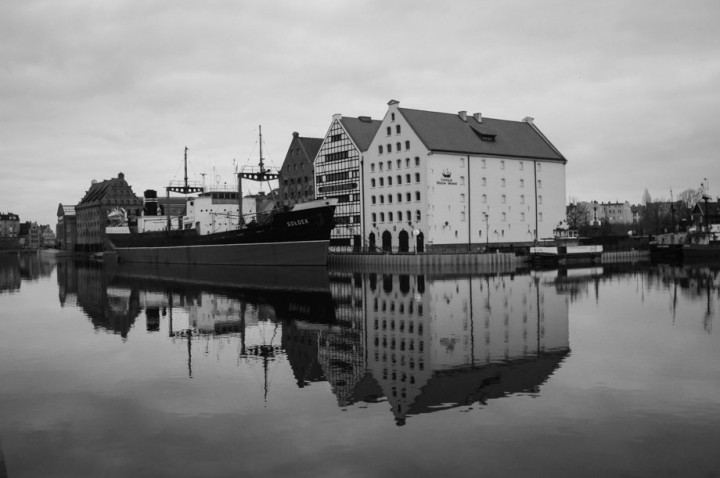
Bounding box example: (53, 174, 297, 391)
(339, 116, 382, 152)
(297, 136, 323, 161)
(692, 201, 720, 216)
(57, 204, 76, 217)
(398, 107, 566, 162)
(78, 173, 138, 206)
(79, 180, 112, 204)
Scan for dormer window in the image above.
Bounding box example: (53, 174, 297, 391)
(471, 125, 496, 142)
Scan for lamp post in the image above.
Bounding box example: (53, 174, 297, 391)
(485, 212, 489, 248)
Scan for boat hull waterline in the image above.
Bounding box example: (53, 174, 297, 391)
(111, 240, 330, 266)
(108, 201, 337, 266)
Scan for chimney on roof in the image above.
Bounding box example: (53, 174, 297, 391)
(118, 172, 125, 180)
(388, 99, 399, 106)
(332, 113, 342, 121)
(91, 180, 97, 185)
(358, 116, 372, 122)
(473, 112, 482, 123)
(292, 131, 299, 138)
(458, 111, 467, 122)
(523, 116, 534, 124)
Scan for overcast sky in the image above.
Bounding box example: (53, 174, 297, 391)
(2, 0, 719, 226)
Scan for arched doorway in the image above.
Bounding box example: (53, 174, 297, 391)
(382, 231, 392, 253)
(398, 230, 409, 253)
(416, 232, 424, 253)
(369, 232, 376, 252)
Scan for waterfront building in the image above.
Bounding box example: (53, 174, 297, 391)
(0, 212, 20, 250)
(279, 132, 323, 207)
(75, 173, 143, 252)
(692, 200, 720, 229)
(56, 204, 77, 251)
(39, 225, 56, 248)
(18, 222, 41, 250)
(314, 114, 382, 251)
(364, 100, 567, 252)
(580, 201, 633, 225)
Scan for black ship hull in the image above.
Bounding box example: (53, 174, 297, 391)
(107, 203, 336, 266)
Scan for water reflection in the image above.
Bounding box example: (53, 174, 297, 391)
(47, 258, 577, 424)
(0, 252, 56, 294)
(539, 263, 719, 334)
(3, 255, 720, 476)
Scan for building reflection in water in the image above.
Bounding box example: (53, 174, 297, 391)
(354, 269, 570, 425)
(54, 259, 577, 424)
(0, 252, 57, 294)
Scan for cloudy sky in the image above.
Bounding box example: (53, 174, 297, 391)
(2, 0, 719, 226)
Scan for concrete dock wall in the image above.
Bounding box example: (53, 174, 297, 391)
(329, 250, 650, 272)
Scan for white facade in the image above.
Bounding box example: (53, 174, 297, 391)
(363, 101, 567, 252)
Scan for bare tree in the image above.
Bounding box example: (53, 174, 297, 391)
(566, 199, 590, 230)
(677, 188, 702, 209)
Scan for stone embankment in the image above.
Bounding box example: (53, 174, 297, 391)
(329, 250, 649, 271)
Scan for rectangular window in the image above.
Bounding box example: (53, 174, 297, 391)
(325, 151, 349, 162)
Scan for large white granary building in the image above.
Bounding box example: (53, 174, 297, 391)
(361, 100, 567, 253)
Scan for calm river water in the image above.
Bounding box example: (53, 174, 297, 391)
(1, 254, 719, 477)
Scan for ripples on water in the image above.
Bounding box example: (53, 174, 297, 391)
(1, 253, 719, 477)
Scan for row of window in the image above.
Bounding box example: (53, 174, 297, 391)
(473, 194, 543, 204)
(378, 141, 411, 154)
(371, 191, 421, 204)
(371, 173, 421, 187)
(386, 124, 402, 136)
(478, 159, 542, 171)
(283, 176, 311, 185)
(371, 157, 420, 172)
(283, 162, 309, 172)
(374, 336, 425, 354)
(371, 210, 422, 223)
(316, 169, 359, 183)
(374, 317, 424, 333)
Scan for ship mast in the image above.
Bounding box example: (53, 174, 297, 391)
(166, 147, 204, 231)
(237, 126, 279, 227)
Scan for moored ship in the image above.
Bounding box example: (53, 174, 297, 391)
(107, 128, 337, 266)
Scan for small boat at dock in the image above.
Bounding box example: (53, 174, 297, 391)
(530, 224, 603, 266)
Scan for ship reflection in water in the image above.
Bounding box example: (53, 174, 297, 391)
(54, 259, 572, 424)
